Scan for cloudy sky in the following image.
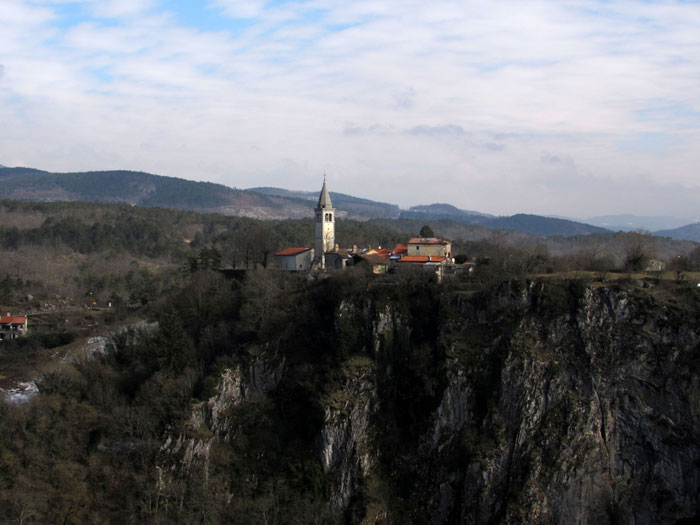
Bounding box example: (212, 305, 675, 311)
(1, 0, 699, 218)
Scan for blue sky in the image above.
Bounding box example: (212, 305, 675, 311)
(1, 0, 700, 218)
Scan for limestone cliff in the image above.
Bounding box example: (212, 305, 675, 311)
(414, 281, 700, 524)
(158, 278, 700, 524)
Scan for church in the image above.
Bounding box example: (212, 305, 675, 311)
(273, 177, 338, 271)
(273, 178, 455, 274)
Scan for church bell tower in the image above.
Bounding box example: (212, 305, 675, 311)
(315, 176, 335, 268)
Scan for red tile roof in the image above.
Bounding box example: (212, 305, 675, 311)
(397, 255, 447, 263)
(0, 316, 27, 325)
(393, 243, 408, 254)
(274, 247, 313, 256)
(408, 237, 450, 245)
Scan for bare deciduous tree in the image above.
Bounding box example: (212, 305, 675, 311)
(618, 230, 656, 272)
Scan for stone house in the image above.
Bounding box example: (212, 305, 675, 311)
(407, 237, 453, 259)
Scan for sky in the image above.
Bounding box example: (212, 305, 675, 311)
(1, 0, 700, 219)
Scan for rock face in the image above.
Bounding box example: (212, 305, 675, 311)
(157, 350, 285, 496)
(158, 279, 700, 523)
(428, 282, 700, 524)
(317, 358, 377, 512)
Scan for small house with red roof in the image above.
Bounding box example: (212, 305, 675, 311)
(274, 247, 315, 271)
(0, 315, 28, 340)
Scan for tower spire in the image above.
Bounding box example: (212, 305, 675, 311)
(315, 175, 335, 268)
(317, 176, 333, 209)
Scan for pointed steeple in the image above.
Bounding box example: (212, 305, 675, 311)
(317, 175, 333, 209)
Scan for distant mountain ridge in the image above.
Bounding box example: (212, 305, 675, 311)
(247, 186, 400, 219)
(654, 223, 700, 242)
(0, 167, 332, 220)
(584, 214, 698, 232)
(401, 203, 493, 223)
(400, 203, 606, 236)
(483, 214, 609, 236)
(0, 165, 662, 238)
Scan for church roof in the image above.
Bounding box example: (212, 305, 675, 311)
(317, 180, 333, 209)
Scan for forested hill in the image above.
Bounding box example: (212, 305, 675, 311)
(401, 205, 607, 236)
(15, 166, 700, 240)
(655, 222, 700, 242)
(247, 187, 400, 219)
(0, 167, 319, 219)
(483, 213, 609, 236)
(0, 167, 403, 221)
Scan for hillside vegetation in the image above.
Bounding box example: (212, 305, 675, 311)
(1, 266, 700, 523)
(0, 199, 699, 523)
(0, 167, 396, 221)
(3, 166, 682, 237)
(1, 200, 699, 312)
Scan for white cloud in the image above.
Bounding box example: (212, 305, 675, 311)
(1, 0, 700, 217)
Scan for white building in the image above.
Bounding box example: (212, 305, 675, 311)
(274, 247, 315, 271)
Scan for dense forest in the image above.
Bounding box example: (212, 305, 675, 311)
(1, 264, 700, 522)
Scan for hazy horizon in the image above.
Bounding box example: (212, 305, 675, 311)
(2, 1, 700, 218)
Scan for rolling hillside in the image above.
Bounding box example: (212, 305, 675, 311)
(247, 187, 400, 218)
(483, 213, 608, 236)
(0, 166, 616, 237)
(0, 167, 330, 219)
(400, 202, 493, 223)
(400, 204, 607, 237)
(655, 222, 700, 242)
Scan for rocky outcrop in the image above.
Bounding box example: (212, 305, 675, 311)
(427, 282, 700, 524)
(156, 279, 700, 524)
(157, 349, 285, 498)
(317, 358, 377, 511)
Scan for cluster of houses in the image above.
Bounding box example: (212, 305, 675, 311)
(274, 179, 474, 279)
